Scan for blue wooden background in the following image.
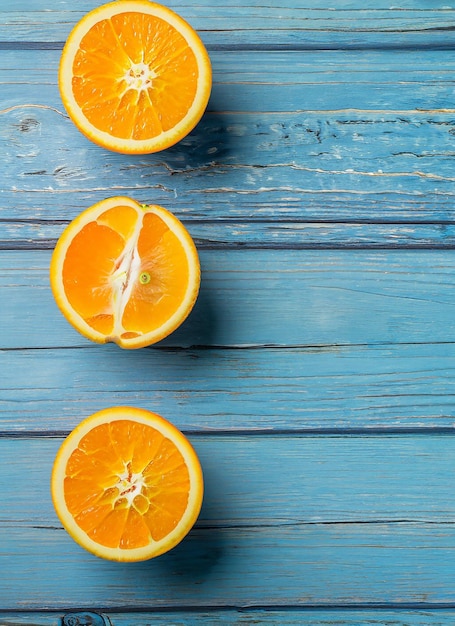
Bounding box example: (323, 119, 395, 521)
(2, 1, 455, 624)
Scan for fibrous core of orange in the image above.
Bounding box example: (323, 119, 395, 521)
(50, 196, 200, 349)
(59, 1, 212, 154)
(51, 406, 204, 561)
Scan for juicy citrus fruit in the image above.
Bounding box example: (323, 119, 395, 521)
(59, 0, 212, 154)
(50, 196, 200, 349)
(51, 406, 204, 561)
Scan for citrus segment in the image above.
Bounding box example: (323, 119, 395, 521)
(50, 196, 200, 349)
(51, 407, 203, 561)
(59, 1, 212, 153)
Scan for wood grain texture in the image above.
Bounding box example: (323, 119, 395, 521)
(2, 1, 455, 48)
(1, 249, 455, 349)
(4, 518, 455, 608)
(2, 435, 455, 609)
(4, 610, 455, 625)
(2, 0, 455, 620)
(1, 342, 454, 432)
(2, 48, 455, 243)
(3, 435, 455, 525)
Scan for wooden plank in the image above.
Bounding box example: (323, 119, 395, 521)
(5, 0, 455, 20)
(3, 609, 455, 625)
(2, 2, 455, 48)
(1, 249, 455, 349)
(4, 48, 455, 111)
(20, 520, 448, 608)
(6, 221, 455, 251)
(2, 434, 455, 608)
(2, 50, 455, 232)
(1, 342, 454, 432)
(4, 434, 455, 524)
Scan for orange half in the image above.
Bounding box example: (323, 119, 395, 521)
(50, 196, 200, 349)
(59, 1, 212, 154)
(51, 406, 204, 561)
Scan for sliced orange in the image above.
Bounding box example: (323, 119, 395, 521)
(59, 1, 212, 154)
(51, 406, 203, 561)
(50, 196, 200, 349)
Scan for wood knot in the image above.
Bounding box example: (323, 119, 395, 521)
(15, 117, 40, 133)
(61, 611, 112, 626)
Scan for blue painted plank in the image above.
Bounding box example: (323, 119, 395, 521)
(4, 48, 455, 111)
(4, 435, 455, 525)
(6, 221, 455, 250)
(0, 342, 454, 432)
(5, 47, 455, 87)
(6, 0, 455, 14)
(2, 2, 455, 48)
(2, 435, 455, 608)
(4, 609, 455, 625)
(1, 249, 455, 350)
(2, 50, 455, 233)
(3, 522, 455, 608)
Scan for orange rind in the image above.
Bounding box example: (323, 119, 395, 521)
(51, 406, 204, 561)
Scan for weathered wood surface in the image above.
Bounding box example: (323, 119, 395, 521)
(3, 248, 455, 349)
(3, 48, 455, 243)
(3, 1, 455, 48)
(1, 249, 455, 432)
(2, 434, 455, 609)
(4, 610, 455, 626)
(2, 0, 455, 624)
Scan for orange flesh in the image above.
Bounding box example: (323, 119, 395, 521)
(72, 12, 199, 139)
(61, 205, 190, 339)
(64, 420, 191, 548)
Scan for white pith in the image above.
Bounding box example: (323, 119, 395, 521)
(108, 212, 143, 340)
(124, 61, 157, 92)
(51, 196, 200, 349)
(114, 461, 146, 507)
